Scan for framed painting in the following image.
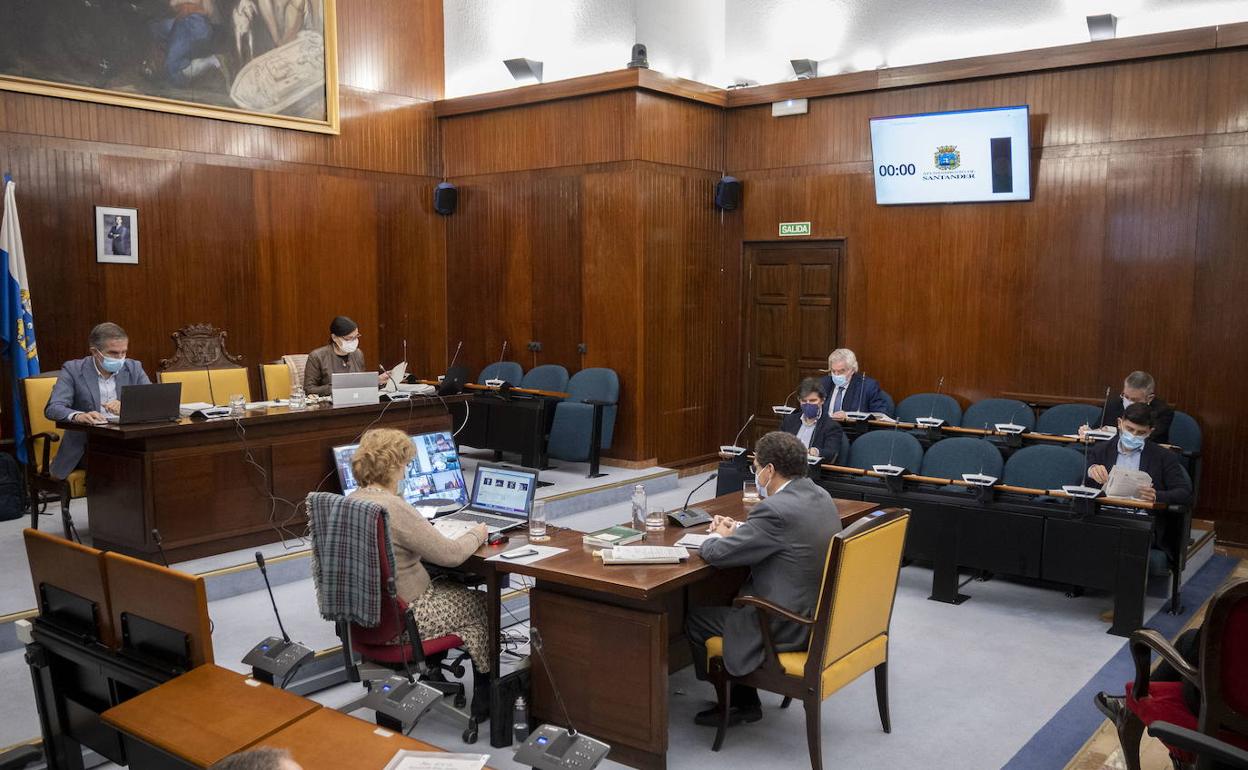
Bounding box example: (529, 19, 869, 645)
(96, 206, 139, 265)
(0, 0, 339, 134)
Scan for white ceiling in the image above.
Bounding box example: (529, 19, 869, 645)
(443, 0, 1248, 98)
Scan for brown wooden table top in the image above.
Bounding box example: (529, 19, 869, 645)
(101, 664, 321, 768)
(257, 708, 488, 770)
(56, 393, 469, 439)
(478, 492, 877, 601)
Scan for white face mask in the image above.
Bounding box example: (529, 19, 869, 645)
(335, 337, 359, 354)
(1121, 395, 1132, 410)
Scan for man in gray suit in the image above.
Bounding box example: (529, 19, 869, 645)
(686, 431, 842, 726)
(45, 322, 151, 479)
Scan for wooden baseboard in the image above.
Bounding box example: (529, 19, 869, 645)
(599, 456, 658, 470)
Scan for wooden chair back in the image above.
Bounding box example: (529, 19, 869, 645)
(103, 551, 213, 669)
(21, 371, 64, 474)
(24, 528, 115, 647)
(1201, 578, 1248, 740)
(261, 363, 292, 400)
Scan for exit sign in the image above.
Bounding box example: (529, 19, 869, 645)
(779, 222, 811, 237)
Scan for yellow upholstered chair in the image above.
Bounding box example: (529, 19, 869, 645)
(22, 372, 86, 538)
(157, 369, 252, 405)
(705, 508, 910, 770)
(260, 363, 292, 400)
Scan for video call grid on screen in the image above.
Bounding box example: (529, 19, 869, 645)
(333, 431, 467, 507)
(869, 105, 1032, 205)
(472, 466, 536, 517)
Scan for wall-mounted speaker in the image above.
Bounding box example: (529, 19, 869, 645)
(434, 182, 458, 215)
(714, 177, 741, 211)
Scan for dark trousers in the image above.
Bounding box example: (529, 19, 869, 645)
(685, 606, 760, 708)
(1152, 627, 1202, 714)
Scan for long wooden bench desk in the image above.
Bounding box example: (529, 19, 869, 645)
(59, 395, 468, 562)
(476, 492, 877, 770)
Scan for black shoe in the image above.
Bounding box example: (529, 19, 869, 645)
(471, 677, 491, 722)
(1094, 691, 1125, 723)
(694, 703, 762, 727)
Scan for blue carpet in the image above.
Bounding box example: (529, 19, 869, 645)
(1002, 554, 1241, 769)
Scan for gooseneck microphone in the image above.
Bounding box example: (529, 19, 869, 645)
(447, 340, 463, 371)
(204, 363, 217, 407)
(256, 552, 290, 644)
(151, 528, 170, 568)
(730, 414, 755, 450)
(668, 473, 718, 528)
(1097, 385, 1112, 430)
(514, 629, 612, 768)
(681, 473, 718, 514)
(531, 628, 577, 737)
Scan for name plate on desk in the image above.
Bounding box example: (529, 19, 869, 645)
(872, 464, 905, 476)
(995, 422, 1027, 434)
(843, 411, 871, 421)
(915, 417, 945, 427)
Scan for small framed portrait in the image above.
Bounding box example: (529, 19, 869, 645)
(96, 206, 138, 264)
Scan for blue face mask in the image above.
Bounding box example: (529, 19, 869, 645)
(831, 373, 849, 388)
(98, 354, 125, 374)
(754, 467, 770, 498)
(1119, 431, 1146, 451)
(800, 403, 821, 419)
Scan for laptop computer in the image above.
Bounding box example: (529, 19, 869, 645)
(436, 463, 540, 534)
(332, 430, 468, 509)
(331, 372, 380, 406)
(103, 383, 183, 424)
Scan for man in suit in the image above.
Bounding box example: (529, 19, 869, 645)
(685, 431, 842, 726)
(1083, 370, 1175, 445)
(303, 315, 389, 396)
(45, 322, 152, 479)
(819, 348, 890, 418)
(780, 377, 846, 462)
(1086, 402, 1191, 506)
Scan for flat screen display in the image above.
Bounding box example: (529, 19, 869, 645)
(470, 465, 537, 518)
(869, 105, 1031, 204)
(333, 430, 467, 507)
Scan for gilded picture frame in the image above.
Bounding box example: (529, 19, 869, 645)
(0, 0, 339, 135)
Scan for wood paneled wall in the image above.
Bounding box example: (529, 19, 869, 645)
(0, 0, 448, 392)
(726, 48, 1248, 543)
(440, 92, 730, 461)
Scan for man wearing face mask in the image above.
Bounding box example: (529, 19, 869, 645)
(303, 316, 389, 397)
(45, 322, 152, 479)
(779, 377, 845, 462)
(684, 431, 841, 728)
(1086, 403, 1190, 505)
(1082, 370, 1175, 445)
(819, 348, 890, 419)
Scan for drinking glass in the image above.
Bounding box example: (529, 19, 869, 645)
(229, 393, 246, 414)
(742, 480, 760, 503)
(645, 504, 666, 533)
(528, 500, 549, 542)
(289, 384, 306, 409)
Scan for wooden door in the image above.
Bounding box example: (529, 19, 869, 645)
(744, 242, 842, 441)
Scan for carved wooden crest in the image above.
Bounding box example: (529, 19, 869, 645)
(159, 323, 245, 371)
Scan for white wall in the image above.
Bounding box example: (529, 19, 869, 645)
(443, 0, 1248, 97)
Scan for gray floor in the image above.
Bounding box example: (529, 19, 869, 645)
(4, 473, 1176, 769)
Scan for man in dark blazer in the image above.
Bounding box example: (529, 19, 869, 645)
(45, 322, 151, 479)
(686, 431, 842, 726)
(1086, 402, 1191, 506)
(819, 347, 890, 418)
(1086, 370, 1175, 445)
(780, 377, 846, 462)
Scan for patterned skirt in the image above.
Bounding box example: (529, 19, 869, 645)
(410, 578, 491, 672)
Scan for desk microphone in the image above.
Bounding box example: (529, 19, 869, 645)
(514, 628, 610, 770)
(151, 528, 170, 568)
(485, 341, 508, 387)
(242, 552, 314, 687)
(360, 576, 442, 726)
(668, 473, 717, 528)
(772, 387, 799, 416)
(916, 376, 947, 428)
(857, 371, 867, 414)
(1097, 385, 1112, 429)
(728, 414, 754, 452)
(448, 340, 463, 372)
(204, 363, 217, 407)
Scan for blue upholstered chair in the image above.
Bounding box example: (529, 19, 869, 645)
(546, 368, 620, 462)
(520, 365, 569, 393)
(1035, 403, 1102, 436)
(877, 390, 896, 418)
(1168, 411, 1202, 454)
(846, 430, 924, 474)
(919, 437, 1004, 480)
(1002, 445, 1086, 490)
(961, 398, 1036, 431)
(477, 361, 524, 386)
(896, 393, 962, 425)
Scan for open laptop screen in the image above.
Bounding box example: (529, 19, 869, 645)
(332, 431, 467, 507)
(471, 465, 538, 519)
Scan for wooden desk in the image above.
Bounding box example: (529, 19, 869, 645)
(61, 396, 468, 561)
(258, 708, 478, 770)
(482, 492, 876, 770)
(102, 664, 320, 769)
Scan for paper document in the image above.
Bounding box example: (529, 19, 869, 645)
(674, 533, 713, 549)
(484, 544, 566, 565)
(432, 520, 479, 540)
(1104, 467, 1152, 499)
(383, 362, 408, 391)
(383, 751, 488, 770)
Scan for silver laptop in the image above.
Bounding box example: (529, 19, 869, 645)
(331, 372, 379, 406)
(437, 463, 540, 534)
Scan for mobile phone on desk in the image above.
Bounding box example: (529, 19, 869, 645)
(500, 548, 538, 560)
